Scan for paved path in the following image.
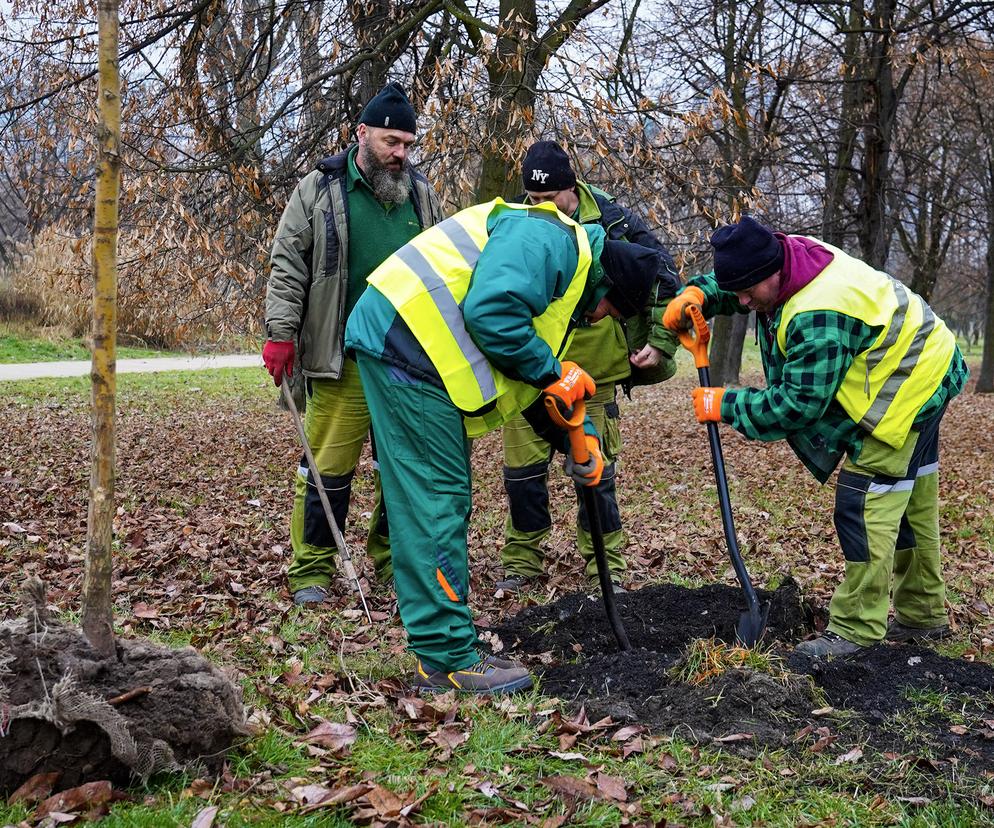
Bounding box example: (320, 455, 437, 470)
(0, 354, 262, 382)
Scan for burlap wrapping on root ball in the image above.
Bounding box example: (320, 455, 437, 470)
(0, 578, 247, 794)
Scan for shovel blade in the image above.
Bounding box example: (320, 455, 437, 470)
(735, 600, 771, 648)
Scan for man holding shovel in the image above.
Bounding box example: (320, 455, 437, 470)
(263, 83, 443, 606)
(662, 216, 968, 658)
(495, 141, 682, 594)
(345, 199, 660, 693)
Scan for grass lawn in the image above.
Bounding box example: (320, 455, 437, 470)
(1, 351, 992, 826)
(0, 330, 168, 363)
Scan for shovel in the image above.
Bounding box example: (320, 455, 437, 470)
(677, 305, 769, 647)
(280, 376, 372, 624)
(545, 396, 631, 652)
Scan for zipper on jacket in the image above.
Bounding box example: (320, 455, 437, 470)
(864, 362, 870, 398)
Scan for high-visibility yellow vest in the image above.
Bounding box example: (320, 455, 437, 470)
(368, 198, 592, 437)
(777, 239, 955, 449)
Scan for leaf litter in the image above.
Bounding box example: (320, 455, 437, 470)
(1, 370, 993, 819)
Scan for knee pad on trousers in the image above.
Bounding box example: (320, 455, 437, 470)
(504, 462, 551, 533)
(577, 463, 621, 534)
(304, 467, 354, 548)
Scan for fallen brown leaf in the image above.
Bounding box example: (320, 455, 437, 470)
(36, 781, 113, 820)
(8, 772, 61, 805)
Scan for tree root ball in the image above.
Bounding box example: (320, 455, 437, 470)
(0, 615, 247, 794)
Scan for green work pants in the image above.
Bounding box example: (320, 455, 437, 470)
(356, 354, 480, 671)
(287, 360, 392, 592)
(500, 383, 626, 581)
(827, 408, 948, 646)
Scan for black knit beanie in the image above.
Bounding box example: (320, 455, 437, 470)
(521, 141, 577, 192)
(358, 82, 417, 133)
(600, 240, 659, 319)
(710, 216, 784, 291)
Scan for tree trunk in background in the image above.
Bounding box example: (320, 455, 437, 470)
(857, 0, 899, 269)
(977, 195, 994, 393)
(821, 0, 864, 247)
(476, 0, 540, 201)
(83, 0, 120, 659)
(296, 1, 325, 136)
(709, 313, 751, 386)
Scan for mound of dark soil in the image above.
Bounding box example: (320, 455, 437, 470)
(492, 578, 811, 660)
(794, 644, 994, 767)
(491, 579, 994, 773)
(0, 616, 247, 794)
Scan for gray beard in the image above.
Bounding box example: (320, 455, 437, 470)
(359, 148, 411, 206)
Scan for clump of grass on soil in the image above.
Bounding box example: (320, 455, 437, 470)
(670, 637, 790, 686)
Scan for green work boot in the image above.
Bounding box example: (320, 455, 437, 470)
(412, 655, 533, 695)
(794, 631, 865, 659)
(886, 620, 951, 643)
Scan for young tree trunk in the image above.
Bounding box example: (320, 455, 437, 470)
(83, 0, 120, 659)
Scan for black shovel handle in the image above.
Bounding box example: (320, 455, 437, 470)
(581, 485, 631, 652)
(679, 305, 767, 646)
(699, 364, 764, 619)
(545, 396, 631, 652)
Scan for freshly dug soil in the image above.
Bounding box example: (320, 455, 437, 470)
(490, 579, 994, 772)
(0, 608, 247, 794)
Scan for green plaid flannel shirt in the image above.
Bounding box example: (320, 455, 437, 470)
(686, 273, 969, 482)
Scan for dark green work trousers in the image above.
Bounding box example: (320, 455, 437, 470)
(356, 354, 480, 671)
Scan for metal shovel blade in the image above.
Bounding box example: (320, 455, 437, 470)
(736, 600, 771, 648)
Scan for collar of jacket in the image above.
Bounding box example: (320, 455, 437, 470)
(314, 145, 428, 191)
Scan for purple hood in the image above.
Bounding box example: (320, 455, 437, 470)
(774, 233, 835, 305)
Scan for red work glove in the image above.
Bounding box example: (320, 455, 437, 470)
(262, 340, 295, 386)
(691, 387, 725, 422)
(662, 286, 706, 332)
(543, 361, 596, 417)
(563, 434, 604, 488)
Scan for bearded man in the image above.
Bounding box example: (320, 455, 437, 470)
(263, 82, 444, 605)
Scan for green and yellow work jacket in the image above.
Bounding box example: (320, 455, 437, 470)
(346, 199, 607, 438)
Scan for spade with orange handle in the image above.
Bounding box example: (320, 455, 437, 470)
(544, 396, 631, 652)
(678, 305, 769, 647)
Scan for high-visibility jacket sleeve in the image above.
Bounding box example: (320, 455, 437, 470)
(463, 212, 582, 388)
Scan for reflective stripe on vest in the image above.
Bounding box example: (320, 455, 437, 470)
(777, 239, 955, 449)
(368, 198, 592, 437)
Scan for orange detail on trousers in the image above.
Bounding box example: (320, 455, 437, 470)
(436, 568, 460, 602)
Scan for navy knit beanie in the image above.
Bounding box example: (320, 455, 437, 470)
(521, 141, 577, 192)
(358, 82, 417, 133)
(600, 240, 660, 319)
(710, 216, 784, 291)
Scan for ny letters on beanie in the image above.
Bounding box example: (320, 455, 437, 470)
(521, 141, 577, 192)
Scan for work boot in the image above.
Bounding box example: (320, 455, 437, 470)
(293, 585, 330, 606)
(794, 630, 865, 659)
(886, 620, 951, 643)
(494, 573, 538, 594)
(412, 655, 533, 695)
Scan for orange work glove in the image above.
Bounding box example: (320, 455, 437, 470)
(691, 387, 726, 423)
(563, 434, 604, 488)
(543, 361, 596, 417)
(661, 286, 706, 332)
